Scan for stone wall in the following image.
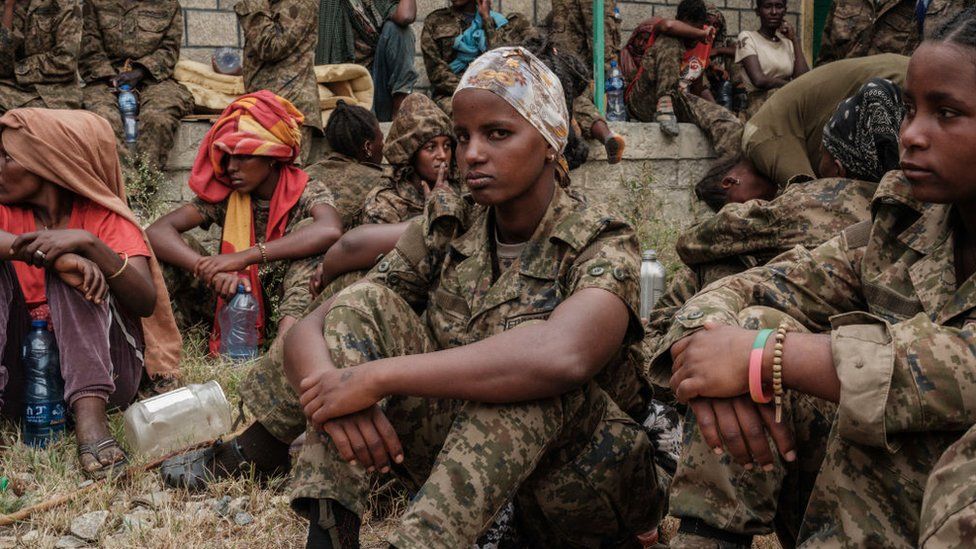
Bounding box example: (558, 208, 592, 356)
(179, 0, 805, 93)
(159, 120, 715, 251)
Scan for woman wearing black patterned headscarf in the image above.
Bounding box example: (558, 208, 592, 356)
(819, 77, 905, 183)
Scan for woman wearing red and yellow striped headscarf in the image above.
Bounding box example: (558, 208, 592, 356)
(148, 91, 344, 353)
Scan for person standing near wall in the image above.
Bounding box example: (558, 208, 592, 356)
(79, 0, 193, 169)
(236, 0, 323, 166)
(735, 0, 808, 118)
(315, 0, 418, 122)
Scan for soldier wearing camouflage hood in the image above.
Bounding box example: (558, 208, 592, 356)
(79, 0, 192, 169)
(0, 0, 82, 112)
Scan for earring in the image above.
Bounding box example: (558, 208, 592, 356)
(546, 154, 555, 162)
(363, 144, 372, 157)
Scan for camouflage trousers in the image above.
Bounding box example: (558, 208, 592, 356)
(549, 0, 619, 77)
(83, 78, 193, 169)
(675, 93, 742, 168)
(573, 91, 604, 140)
(160, 232, 321, 336)
(238, 270, 364, 443)
(289, 282, 664, 548)
(920, 424, 976, 547)
(671, 306, 959, 547)
(0, 89, 72, 113)
(625, 35, 684, 123)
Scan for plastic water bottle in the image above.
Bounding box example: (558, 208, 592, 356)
(22, 320, 66, 448)
(123, 381, 233, 459)
(118, 84, 138, 144)
(640, 250, 667, 319)
(606, 60, 627, 122)
(211, 47, 242, 75)
(218, 283, 259, 361)
(613, 6, 622, 21)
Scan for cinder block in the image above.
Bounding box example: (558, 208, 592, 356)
(181, 0, 219, 9)
(185, 9, 240, 48)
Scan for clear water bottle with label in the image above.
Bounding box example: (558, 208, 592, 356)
(22, 320, 66, 448)
(123, 380, 233, 459)
(606, 60, 628, 122)
(218, 283, 259, 361)
(117, 84, 138, 144)
(640, 250, 667, 320)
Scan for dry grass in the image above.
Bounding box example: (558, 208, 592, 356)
(0, 176, 782, 548)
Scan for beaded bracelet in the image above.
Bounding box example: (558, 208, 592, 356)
(772, 321, 789, 423)
(256, 242, 268, 264)
(748, 329, 774, 404)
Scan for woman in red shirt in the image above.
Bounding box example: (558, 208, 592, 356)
(0, 108, 180, 479)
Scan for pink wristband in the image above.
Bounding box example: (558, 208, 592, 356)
(749, 329, 773, 404)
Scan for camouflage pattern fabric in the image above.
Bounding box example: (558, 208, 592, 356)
(382, 92, 452, 167)
(919, 424, 976, 548)
(654, 171, 976, 546)
(549, 0, 619, 77)
(624, 35, 683, 123)
(80, 0, 192, 167)
(421, 7, 503, 111)
(236, 0, 323, 133)
(674, 92, 743, 186)
(304, 153, 387, 229)
(291, 286, 661, 548)
(361, 176, 424, 225)
(0, 0, 82, 112)
(816, 0, 971, 65)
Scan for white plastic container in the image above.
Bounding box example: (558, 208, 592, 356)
(123, 381, 233, 460)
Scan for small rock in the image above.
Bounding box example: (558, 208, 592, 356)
(54, 535, 88, 548)
(208, 495, 231, 517)
(21, 530, 40, 542)
(70, 510, 109, 541)
(228, 496, 248, 515)
(76, 480, 94, 489)
(233, 511, 253, 526)
(132, 491, 172, 510)
(121, 509, 155, 531)
(0, 535, 18, 548)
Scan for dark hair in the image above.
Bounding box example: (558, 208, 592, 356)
(563, 124, 589, 171)
(929, 7, 976, 46)
(325, 100, 380, 159)
(694, 158, 736, 211)
(523, 34, 589, 114)
(676, 0, 708, 25)
(754, 0, 786, 11)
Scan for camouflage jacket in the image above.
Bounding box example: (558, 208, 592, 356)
(0, 0, 81, 110)
(643, 177, 877, 385)
(361, 175, 425, 225)
(236, 0, 323, 130)
(421, 9, 530, 105)
(80, 0, 182, 83)
(656, 171, 976, 450)
(362, 184, 649, 416)
(304, 152, 386, 229)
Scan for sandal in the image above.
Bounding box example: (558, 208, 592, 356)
(159, 438, 247, 491)
(77, 437, 128, 481)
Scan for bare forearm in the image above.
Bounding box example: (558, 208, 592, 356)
(79, 239, 156, 315)
(146, 225, 204, 271)
(284, 299, 338, 391)
(264, 225, 342, 263)
(762, 332, 838, 401)
(0, 230, 14, 260)
(791, 40, 810, 77)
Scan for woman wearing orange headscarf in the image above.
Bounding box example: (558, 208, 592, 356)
(0, 108, 181, 479)
(148, 91, 343, 350)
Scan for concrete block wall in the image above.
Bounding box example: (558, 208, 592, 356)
(178, 0, 803, 90)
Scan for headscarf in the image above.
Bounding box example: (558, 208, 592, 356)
(187, 91, 308, 354)
(0, 109, 182, 378)
(822, 78, 905, 183)
(383, 92, 454, 182)
(455, 47, 569, 154)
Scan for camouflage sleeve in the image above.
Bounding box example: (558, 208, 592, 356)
(675, 198, 783, 266)
(79, 0, 115, 82)
(16, 1, 82, 86)
(296, 177, 335, 219)
(831, 311, 976, 450)
(0, 24, 16, 75)
(133, 4, 182, 81)
(814, 0, 851, 65)
(362, 187, 404, 225)
(567, 220, 644, 345)
(646, 266, 700, 341)
(651, 233, 867, 370)
(421, 16, 461, 100)
(190, 197, 226, 231)
(236, 0, 317, 64)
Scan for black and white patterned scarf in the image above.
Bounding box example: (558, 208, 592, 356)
(822, 78, 905, 183)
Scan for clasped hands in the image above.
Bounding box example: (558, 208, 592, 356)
(670, 322, 796, 470)
(10, 230, 108, 304)
(299, 363, 404, 474)
(193, 252, 253, 298)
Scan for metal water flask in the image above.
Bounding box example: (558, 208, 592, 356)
(640, 250, 667, 319)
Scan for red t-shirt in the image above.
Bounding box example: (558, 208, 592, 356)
(0, 199, 150, 307)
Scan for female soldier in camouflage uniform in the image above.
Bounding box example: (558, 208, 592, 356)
(657, 11, 976, 547)
(285, 47, 663, 548)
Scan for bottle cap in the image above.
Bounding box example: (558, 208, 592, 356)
(119, 84, 132, 91)
(610, 60, 617, 67)
(642, 249, 657, 260)
(237, 283, 247, 294)
(30, 319, 48, 328)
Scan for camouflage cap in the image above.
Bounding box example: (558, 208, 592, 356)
(383, 93, 454, 167)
